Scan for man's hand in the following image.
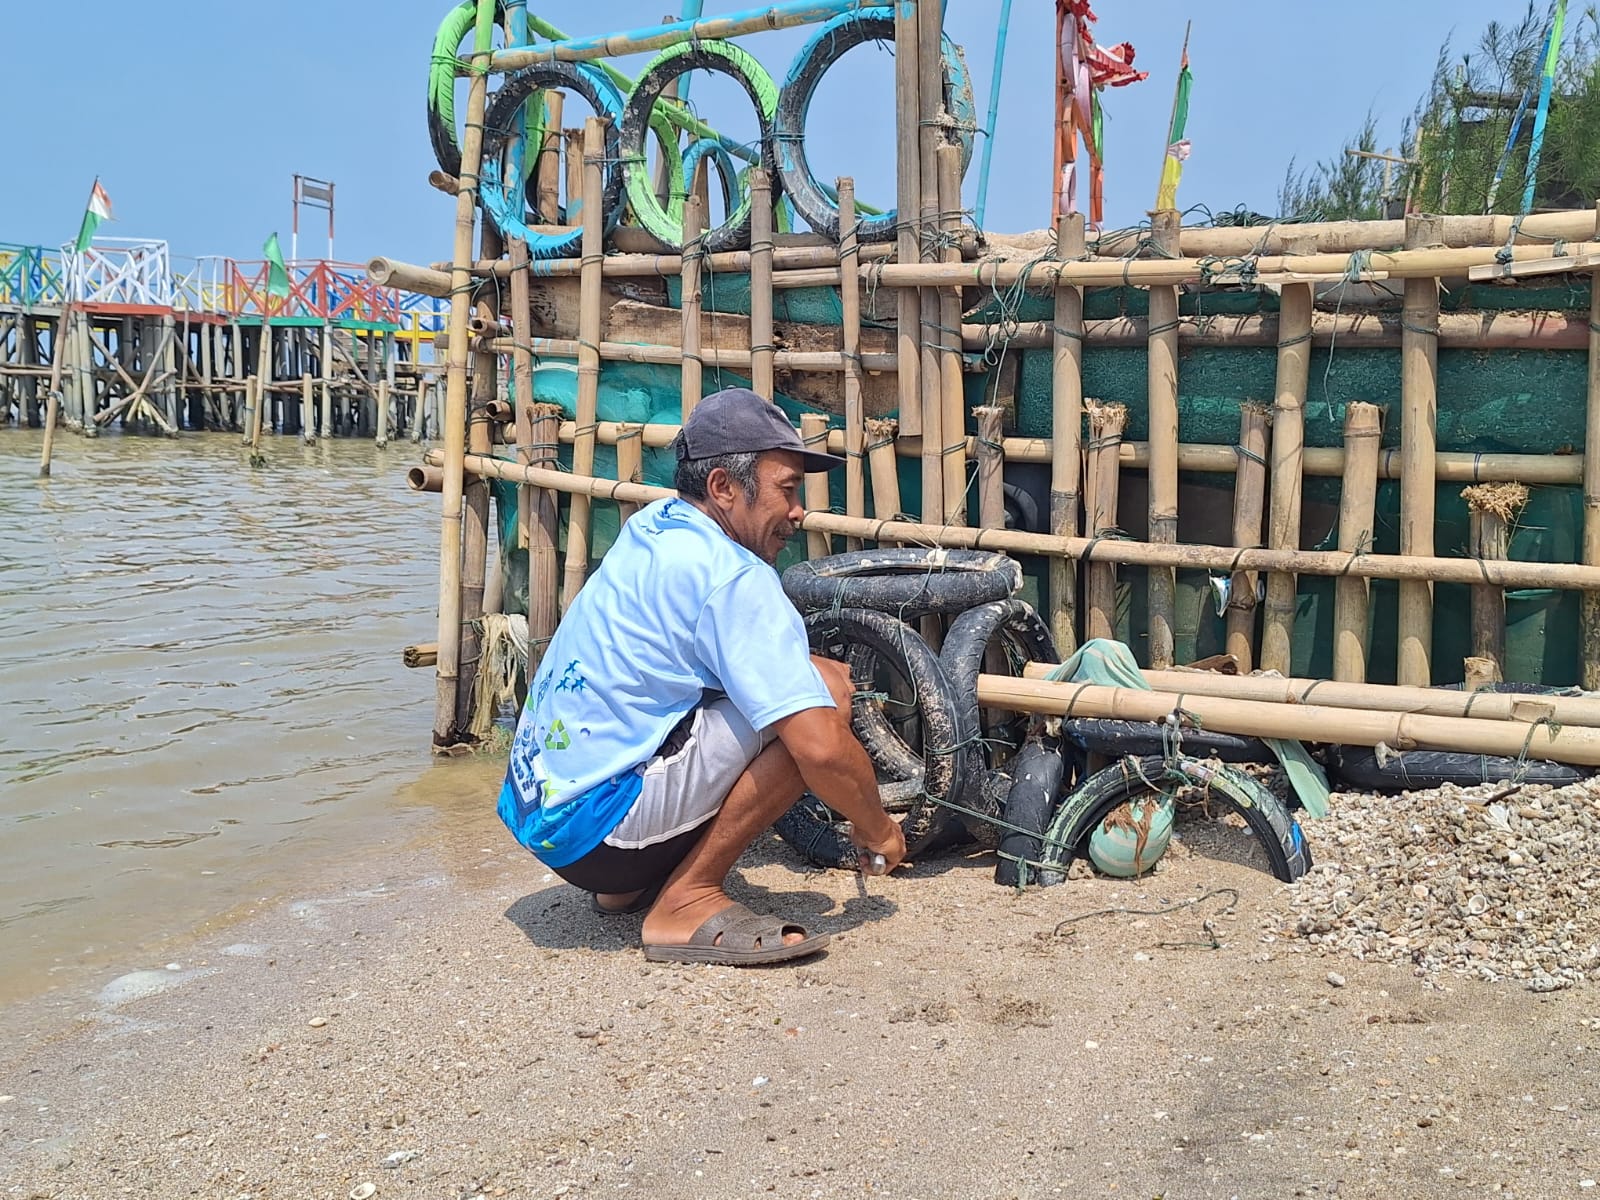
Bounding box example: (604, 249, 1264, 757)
(848, 814, 906, 875)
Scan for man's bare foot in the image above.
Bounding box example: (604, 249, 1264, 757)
(641, 882, 806, 949)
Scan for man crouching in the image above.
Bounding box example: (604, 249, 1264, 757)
(498, 386, 905, 965)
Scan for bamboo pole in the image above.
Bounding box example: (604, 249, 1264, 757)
(1019, 663, 1600, 730)
(1398, 213, 1442, 686)
(936, 143, 966, 524)
(565, 128, 584, 226)
(1049, 213, 1085, 655)
(560, 117, 607, 615)
(375, 379, 391, 448)
(437, 452, 1600, 591)
(38, 305, 71, 476)
(300, 372, 315, 443)
(974, 406, 1006, 529)
(528, 401, 563, 672)
(537, 91, 564, 222)
(408, 465, 445, 492)
(1584, 198, 1600, 689)
(680, 192, 705, 419)
(749, 167, 775, 399)
(1084, 401, 1127, 642)
(801, 412, 832, 560)
(838, 176, 866, 551)
(411, 376, 431, 442)
(915, 0, 943, 522)
(1223, 403, 1271, 670)
(866, 417, 902, 519)
(1261, 280, 1313, 673)
(433, 0, 496, 751)
(1146, 209, 1181, 667)
(615, 422, 644, 523)
(1464, 655, 1502, 690)
(892, 0, 921, 440)
(405, 642, 440, 669)
(318, 325, 334, 437)
(979, 674, 1600, 767)
(1332, 401, 1383, 683)
(509, 235, 538, 551)
(1464, 482, 1528, 679)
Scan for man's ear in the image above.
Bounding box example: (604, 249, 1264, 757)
(703, 466, 736, 506)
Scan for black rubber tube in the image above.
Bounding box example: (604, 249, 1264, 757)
(995, 735, 1066, 887)
(783, 547, 1021, 619)
(1326, 745, 1585, 791)
(772, 793, 856, 869)
(805, 608, 970, 854)
(1037, 755, 1313, 886)
(479, 62, 627, 256)
(938, 598, 1060, 837)
(1062, 718, 1275, 764)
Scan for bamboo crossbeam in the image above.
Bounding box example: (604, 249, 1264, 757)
(524, 416, 1585, 486)
(959, 310, 1598, 352)
(433, 451, 1600, 592)
(1092, 207, 1600, 258)
(1018, 663, 1600, 735)
(980, 675, 1600, 766)
(463, 333, 897, 373)
(489, 1, 892, 70)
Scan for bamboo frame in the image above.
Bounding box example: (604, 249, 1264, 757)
(1145, 210, 1180, 667)
(801, 412, 832, 561)
(560, 117, 607, 615)
(509, 235, 538, 549)
(979, 674, 1600, 767)
(615, 422, 644, 523)
(434, 452, 1600, 592)
(1332, 401, 1382, 683)
(1224, 403, 1270, 670)
(1084, 400, 1127, 641)
(680, 192, 706, 419)
(1049, 213, 1085, 654)
(38, 303, 71, 477)
(528, 401, 563, 672)
(1019, 663, 1600, 730)
(1261, 280, 1312, 673)
(1398, 214, 1442, 686)
(749, 168, 775, 399)
(838, 176, 866, 551)
(300, 373, 315, 444)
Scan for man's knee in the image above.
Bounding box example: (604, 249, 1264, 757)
(810, 654, 855, 714)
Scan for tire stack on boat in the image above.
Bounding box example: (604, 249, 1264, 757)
(779, 550, 1314, 887)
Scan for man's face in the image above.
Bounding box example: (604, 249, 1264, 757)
(723, 450, 806, 565)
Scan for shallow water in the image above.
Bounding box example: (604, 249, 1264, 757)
(0, 429, 469, 1003)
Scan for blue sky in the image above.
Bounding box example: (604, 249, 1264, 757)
(0, 1, 1542, 268)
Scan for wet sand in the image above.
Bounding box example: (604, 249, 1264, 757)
(7, 756, 1600, 1200)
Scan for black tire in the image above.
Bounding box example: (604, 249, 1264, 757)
(783, 547, 1021, 619)
(1037, 755, 1313, 885)
(772, 793, 856, 869)
(1062, 717, 1275, 764)
(479, 61, 626, 256)
(1325, 745, 1585, 792)
(805, 608, 969, 854)
(939, 598, 1060, 837)
(774, 11, 975, 242)
(995, 735, 1066, 887)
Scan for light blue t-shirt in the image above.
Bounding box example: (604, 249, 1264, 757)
(498, 497, 835, 868)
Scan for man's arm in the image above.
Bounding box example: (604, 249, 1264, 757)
(772, 705, 906, 871)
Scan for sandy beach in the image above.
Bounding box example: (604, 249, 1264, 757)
(4, 755, 1599, 1200)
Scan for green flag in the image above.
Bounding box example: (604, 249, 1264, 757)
(1156, 50, 1192, 211)
(263, 233, 291, 299)
(73, 179, 113, 253)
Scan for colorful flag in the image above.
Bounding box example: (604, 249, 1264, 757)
(263, 232, 291, 299)
(73, 180, 113, 252)
(1155, 46, 1192, 212)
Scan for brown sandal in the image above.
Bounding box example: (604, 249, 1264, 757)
(642, 902, 829, 966)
